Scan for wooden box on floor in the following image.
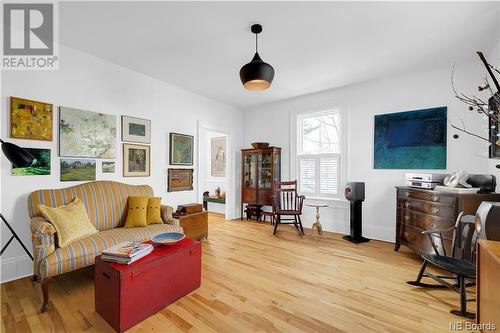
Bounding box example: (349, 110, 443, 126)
(179, 211, 208, 240)
(95, 239, 201, 332)
(476, 240, 500, 329)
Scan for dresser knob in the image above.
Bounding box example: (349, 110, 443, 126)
(431, 207, 440, 214)
(403, 232, 409, 237)
(405, 192, 410, 197)
(431, 195, 440, 202)
(404, 202, 410, 208)
(404, 215, 410, 221)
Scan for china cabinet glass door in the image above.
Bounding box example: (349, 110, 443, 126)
(258, 152, 273, 188)
(244, 154, 257, 187)
(273, 152, 281, 185)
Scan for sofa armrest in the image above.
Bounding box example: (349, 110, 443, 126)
(161, 205, 180, 226)
(30, 217, 57, 277)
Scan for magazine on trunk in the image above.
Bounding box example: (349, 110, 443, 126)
(102, 247, 153, 264)
(102, 242, 153, 258)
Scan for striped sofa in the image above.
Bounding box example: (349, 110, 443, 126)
(28, 181, 182, 312)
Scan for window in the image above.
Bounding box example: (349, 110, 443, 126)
(297, 110, 341, 198)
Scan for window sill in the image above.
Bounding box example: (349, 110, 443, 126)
(304, 197, 349, 204)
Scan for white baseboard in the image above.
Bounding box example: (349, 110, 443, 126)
(363, 225, 395, 243)
(0, 255, 33, 284)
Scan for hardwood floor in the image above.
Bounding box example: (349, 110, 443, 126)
(1, 213, 474, 332)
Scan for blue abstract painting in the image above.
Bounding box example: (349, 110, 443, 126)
(374, 107, 447, 169)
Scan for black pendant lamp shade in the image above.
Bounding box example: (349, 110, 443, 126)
(240, 24, 274, 90)
(0, 139, 35, 167)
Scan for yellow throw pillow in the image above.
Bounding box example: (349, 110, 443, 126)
(125, 196, 148, 228)
(38, 197, 98, 248)
(146, 197, 163, 225)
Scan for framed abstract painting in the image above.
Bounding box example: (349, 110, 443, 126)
(167, 168, 193, 192)
(10, 97, 53, 141)
(59, 107, 117, 158)
(374, 107, 447, 169)
(121, 115, 151, 143)
(123, 143, 150, 177)
(169, 132, 193, 165)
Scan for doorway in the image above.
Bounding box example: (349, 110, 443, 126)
(197, 124, 230, 219)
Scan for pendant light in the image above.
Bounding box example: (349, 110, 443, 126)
(240, 24, 275, 90)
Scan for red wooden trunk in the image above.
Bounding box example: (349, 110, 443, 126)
(95, 238, 201, 332)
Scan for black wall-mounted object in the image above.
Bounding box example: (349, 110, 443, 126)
(343, 182, 369, 244)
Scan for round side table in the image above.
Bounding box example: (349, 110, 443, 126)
(306, 203, 328, 237)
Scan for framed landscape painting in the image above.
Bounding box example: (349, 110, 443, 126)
(102, 161, 115, 173)
(11, 148, 51, 176)
(59, 107, 117, 158)
(10, 97, 53, 141)
(121, 116, 151, 143)
(169, 133, 193, 165)
(60, 159, 96, 181)
(374, 107, 447, 169)
(211, 136, 226, 177)
(123, 143, 150, 177)
(167, 168, 193, 192)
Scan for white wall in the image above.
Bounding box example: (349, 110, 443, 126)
(244, 60, 491, 242)
(487, 32, 500, 176)
(199, 129, 227, 214)
(0, 45, 244, 282)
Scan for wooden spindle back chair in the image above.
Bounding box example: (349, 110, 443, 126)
(271, 180, 305, 235)
(406, 211, 483, 318)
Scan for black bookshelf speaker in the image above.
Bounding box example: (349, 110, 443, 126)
(344, 182, 365, 202)
(476, 202, 500, 241)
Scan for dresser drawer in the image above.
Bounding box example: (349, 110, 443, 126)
(397, 223, 452, 255)
(397, 208, 454, 240)
(398, 198, 456, 220)
(398, 189, 456, 206)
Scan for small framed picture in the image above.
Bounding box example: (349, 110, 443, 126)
(122, 115, 151, 143)
(102, 161, 115, 173)
(169, 132, 194, 166)
(123, 143, 150, 177)
(167, 168, 194, 192)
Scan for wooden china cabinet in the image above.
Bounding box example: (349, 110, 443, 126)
(240, 146, 281, 220)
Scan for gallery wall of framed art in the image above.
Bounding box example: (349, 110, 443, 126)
(1, 47, 245, 283)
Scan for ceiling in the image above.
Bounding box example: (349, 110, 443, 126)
(60, 2, 500, 109)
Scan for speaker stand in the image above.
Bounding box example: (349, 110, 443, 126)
(343, 201, 370, 244)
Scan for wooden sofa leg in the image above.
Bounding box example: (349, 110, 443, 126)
(41, 277, 52, 313)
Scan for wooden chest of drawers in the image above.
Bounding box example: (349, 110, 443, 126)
(395, 186, 500, 255)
